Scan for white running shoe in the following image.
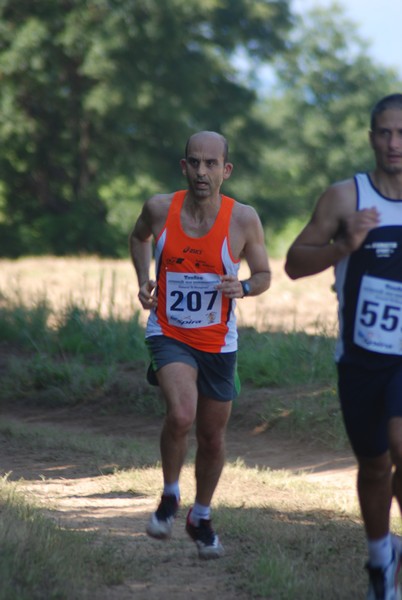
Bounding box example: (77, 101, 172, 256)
(366, 550, 401, 600)
(146, 494, 179, 539)
(185, 508, 225, 560)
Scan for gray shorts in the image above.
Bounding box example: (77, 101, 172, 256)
(145, 335, 240, 402)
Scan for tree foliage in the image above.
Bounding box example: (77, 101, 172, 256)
(0, 0, 292, 256)
(0, 1, 401, 258)
(253, 4, 400, 228)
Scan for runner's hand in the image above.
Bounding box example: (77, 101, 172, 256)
(217, 275, 244, 298)
(138, 280, 157, 309)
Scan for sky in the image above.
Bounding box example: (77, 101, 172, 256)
(292, 0, 402, 78)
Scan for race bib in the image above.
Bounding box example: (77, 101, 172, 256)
(166, 272, 222, 329)
(354, 275, 402, 354)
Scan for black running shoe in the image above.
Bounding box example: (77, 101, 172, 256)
(185, 508, 224, 559)
(146, 494, 179, 539)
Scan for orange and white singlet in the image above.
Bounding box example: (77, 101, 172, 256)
(145, 190, 241, 353)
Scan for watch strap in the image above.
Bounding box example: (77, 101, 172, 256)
(240, 280, 251, 297)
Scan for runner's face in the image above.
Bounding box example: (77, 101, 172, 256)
(181, 135, 232, 199)
(370, 108, 402, 175)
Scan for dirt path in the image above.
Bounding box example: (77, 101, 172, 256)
(0, 257, 370, 600)
(0, 257, 357, 597)
(1, 398, 358, 600)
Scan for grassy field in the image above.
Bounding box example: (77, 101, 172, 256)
(0, 256, 396, 599)
(0, 255, 338, 333)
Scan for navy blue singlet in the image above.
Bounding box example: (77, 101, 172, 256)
(335, 173, 402, 368)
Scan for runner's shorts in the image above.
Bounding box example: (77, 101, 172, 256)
(145, 335, 240, 402)
(337, 361, 402, 457)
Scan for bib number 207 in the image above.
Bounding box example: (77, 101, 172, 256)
(170, 289, 218, 312)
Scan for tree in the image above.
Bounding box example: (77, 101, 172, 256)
(0, 0, 292, 256)
(252, 3, 401, 231)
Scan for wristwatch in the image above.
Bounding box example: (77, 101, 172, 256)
(240, 280, 251, 297)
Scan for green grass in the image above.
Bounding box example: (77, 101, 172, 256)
(0, 417, 159, 471)
(256, 386, 348, 449)
(0, 295, 145, 361)
(0, 422, 372, 600)
(0, 479, 129, 600)
(238, 326, 336, 387)
(0, 287, 343, 446)
(0, 286, 358, 599)
(0, 291, 167, 413)
(0, 291, 337, 412)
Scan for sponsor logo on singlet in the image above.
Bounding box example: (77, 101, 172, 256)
(183, 246, 202, 254)
(363, 241, 398, 258)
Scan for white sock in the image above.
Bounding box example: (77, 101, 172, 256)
(163, 482, 180, 502)
(190, 502, 211, 526)
(368, 533, 393, 567)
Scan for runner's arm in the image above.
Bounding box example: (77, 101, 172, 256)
(285, 180, 379, 280)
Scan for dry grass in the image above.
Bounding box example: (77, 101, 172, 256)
(0, 255, 338, 334)
(1, 255, 379, 600)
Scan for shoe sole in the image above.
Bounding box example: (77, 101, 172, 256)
(146, 527, 172, 540)
(146, 516, 174, 539)
(197, 544, 225, 560)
